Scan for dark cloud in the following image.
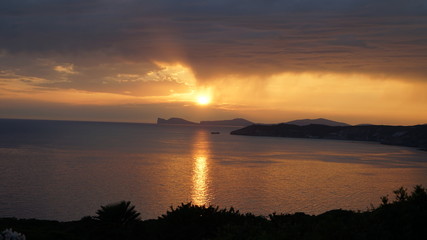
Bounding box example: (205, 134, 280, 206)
(1, 0, 426, 86)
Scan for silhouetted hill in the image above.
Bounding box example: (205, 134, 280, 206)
(231, 124, 427, 150)
(200, 118, 253, 127)
(285, 118, 350, 126)
(157, 118, 197, 125)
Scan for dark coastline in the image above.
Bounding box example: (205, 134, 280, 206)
(231, 124, 427, 150)
(1, 186, 427, 240)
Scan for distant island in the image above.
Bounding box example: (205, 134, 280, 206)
(157, 117, 253, 127)
(157, 117, 198, 125)
(231, 121, 427, 150)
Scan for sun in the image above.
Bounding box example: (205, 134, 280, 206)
(196, 95, 211, 105)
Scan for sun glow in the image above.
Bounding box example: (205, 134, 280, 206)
(196, 95, 211, 105)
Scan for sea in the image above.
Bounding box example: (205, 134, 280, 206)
(1, 119, 427, 221)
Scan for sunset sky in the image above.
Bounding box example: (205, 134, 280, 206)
(1, 0, 426, 125)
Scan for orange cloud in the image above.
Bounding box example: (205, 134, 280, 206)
(1, 62, 427, 125)
(188, 71, 427, 125)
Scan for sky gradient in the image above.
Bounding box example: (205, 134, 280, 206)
(1, 0, 427, 125)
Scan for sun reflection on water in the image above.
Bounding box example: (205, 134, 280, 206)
(191, 130, 211, 205)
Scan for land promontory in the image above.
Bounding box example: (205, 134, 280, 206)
(231, 123, 427, 150)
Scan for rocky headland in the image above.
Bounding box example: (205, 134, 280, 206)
(231, 123, 427, 150)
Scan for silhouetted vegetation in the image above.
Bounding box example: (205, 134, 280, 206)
(1, 186, 427, 239)
(96, 201, 141, 226)
(91, 201, 142, 240)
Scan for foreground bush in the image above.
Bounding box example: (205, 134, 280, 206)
(0, 229, 26, 240)
(157, 203, 265, 240)
(96, 201, 141, 226)
(0, 185, 426, 240)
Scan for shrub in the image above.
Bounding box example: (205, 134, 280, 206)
(0, 229, 26, 240)
(95, 201, 141, 226)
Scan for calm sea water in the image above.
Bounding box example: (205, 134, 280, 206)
(1, 119, 427, 221)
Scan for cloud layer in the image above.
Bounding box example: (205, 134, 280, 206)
(2, 0, 426, 80)
(1, 0, 427, 124)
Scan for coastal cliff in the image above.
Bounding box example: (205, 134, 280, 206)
(231, 124, 427, 150)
